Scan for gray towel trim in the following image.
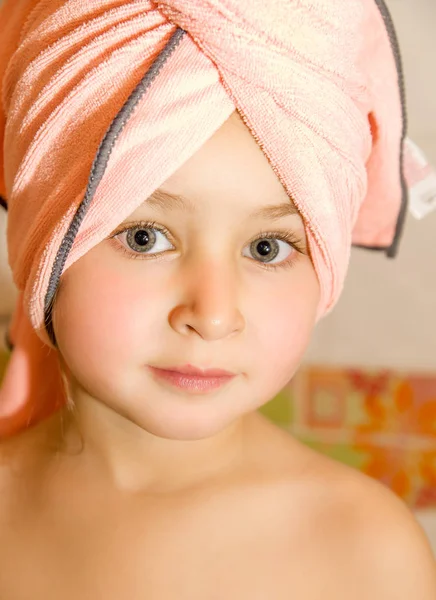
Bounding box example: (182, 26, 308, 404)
(43, 28, 186, 345)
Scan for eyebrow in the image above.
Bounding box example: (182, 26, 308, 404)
(145, 189, 300, 220)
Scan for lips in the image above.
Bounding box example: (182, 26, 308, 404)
(157, 364, 235, 377)
(147, 363, 236, 394)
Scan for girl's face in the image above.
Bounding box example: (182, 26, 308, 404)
(53, 111, 320, 440)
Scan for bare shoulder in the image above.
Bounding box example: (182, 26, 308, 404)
(0, 414, 60, 495)
(0, 430, 27, 531)
(282, 436, 436, 598)
(0, 426, 36, 499)
(330, 460, 436, 598)
(248, 414, 436, 597)
(0, 414, 66, 558)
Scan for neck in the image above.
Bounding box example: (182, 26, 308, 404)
(57, 381, 256, 494)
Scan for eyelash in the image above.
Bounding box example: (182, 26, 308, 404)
(109, 220, 306, 271)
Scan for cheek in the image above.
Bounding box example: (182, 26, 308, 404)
(249, 266, 319, 383)
(53, 252, 161, 380)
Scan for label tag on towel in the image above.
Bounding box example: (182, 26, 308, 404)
(404, 137, 436, 220)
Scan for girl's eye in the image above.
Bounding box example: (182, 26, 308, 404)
(243, 237, 295, 265)
(116, 225, 174, 254)
(112, 222, 302, 267)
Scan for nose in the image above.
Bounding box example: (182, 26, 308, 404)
(168, 258, 245, 341)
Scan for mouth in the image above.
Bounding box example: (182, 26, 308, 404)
(147, 364, 236, 394)
(157, 364, 235, 377)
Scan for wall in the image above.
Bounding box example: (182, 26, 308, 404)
(304, 0, 436, 372)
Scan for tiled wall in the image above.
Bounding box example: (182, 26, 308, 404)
(259, 366, 436, 510)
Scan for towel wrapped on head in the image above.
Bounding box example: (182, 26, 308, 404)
(0, 0, 413, 435)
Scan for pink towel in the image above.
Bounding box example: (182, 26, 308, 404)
(0, 0, 417, 435)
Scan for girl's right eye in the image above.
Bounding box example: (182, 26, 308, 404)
(114, 223, 174, 256)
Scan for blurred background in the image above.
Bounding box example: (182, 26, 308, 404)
(1, 0, 435, 554)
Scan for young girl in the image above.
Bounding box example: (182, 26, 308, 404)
(0, 1, 435, 598)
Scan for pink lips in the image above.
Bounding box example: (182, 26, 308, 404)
(165, 364, 234, 377)
(148, 364, 236, 394)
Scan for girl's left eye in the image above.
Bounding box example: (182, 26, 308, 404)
(242, 237, 295, 265)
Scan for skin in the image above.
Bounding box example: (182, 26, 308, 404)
(0, 110, 435, 598)
(50, 109, 319, 490)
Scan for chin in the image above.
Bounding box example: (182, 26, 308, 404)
(134, 412, 237, 441)
(111, 390, 246, 441)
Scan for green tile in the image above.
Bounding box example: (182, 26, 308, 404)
(258, 388, 293, 426)
(302, 439, 368, 470)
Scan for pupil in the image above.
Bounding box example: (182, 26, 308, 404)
(134, 230, 149, 246)
(257, 240, 271, 256)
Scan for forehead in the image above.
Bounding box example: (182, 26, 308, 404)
(159, 110, 293, 209)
